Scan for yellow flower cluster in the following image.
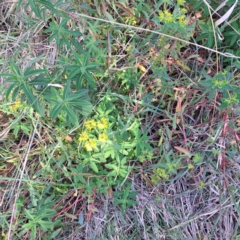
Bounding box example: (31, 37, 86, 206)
(84, 139, 97, 151)
(178, 15, 188, 27)
(85, 119, 96, 130)
(177, 0, 185, 6)
(84, 118, 108, 131)
(78, 117, 109, 151)
(159, 10, 174, 23)
(151, 168, 169, 184)
(79, 131, 89, 142)
(97, 117, 108, 130)
(159, 7, 188, 27)
(98, 133, 108, 142)
(139, 151, 153, 163)
(10, 99, 22, 112)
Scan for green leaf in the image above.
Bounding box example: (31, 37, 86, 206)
(51, 103, 63, 120)
(90, 161, 98, 173)
(22, 83, 43, 114)
(29, 0, 42, 18)
(65, 104, 78, 126)
(37, 0, 60, 15)
(9, 59, 21, 77)
(105, 164, 118, 170)
(121, 157, 128, 165)
(29, 77, 50, 86)
(24, 68, 45, 78)
(38, 220, 54, 231)
(119, 169, 128, 177)
(6, 82, 18, 99)
(22, 222, 33, 230)
(24, 209, 34, 220)
(31, 224, 37, 239)
(22, 83, 35, 104)
(12, 86, 21, 101)
(50, 228, 62, 239)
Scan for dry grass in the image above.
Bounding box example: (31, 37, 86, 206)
(62, 159, 240, 240)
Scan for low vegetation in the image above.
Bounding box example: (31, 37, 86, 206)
(0, 0, 240, 239)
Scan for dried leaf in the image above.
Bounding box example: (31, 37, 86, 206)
(135, 63, 147, 73)
(174, 146, 191, 157)
(175, 96, 182, 113)
(108, 186, 113, 198)
(195, 11, 202, 19)
(215, 0, 238, 27)
(164, 43, 171, 49)
(64, 212, 77, 220)
(65, 135, 73, 142)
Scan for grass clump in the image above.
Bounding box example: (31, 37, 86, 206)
(1, 0, 240, 239)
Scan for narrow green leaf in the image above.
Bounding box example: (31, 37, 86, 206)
(50, 228, 62, 239)
(29, 0, 41, 18)
(51, 103, 63, 120)
(90, 161, 98, 173)
(24, 68, 45, 78)
(84, 71, 96, 89)
(6, 82, 18, 99)
(37, 0, 59, 15)
(64, 104, 78, 126)
(63, 80, 71, 99)
(67, 67, 82, 80)
(24, 209, 34, 220)
(12, 86, 21, 101)
(22, 222, 33, 230)
(29, 77, 50, 86)
(31, 224, 37, 239)
(22, 83, 35, 104)
(38, 220, 53, 231)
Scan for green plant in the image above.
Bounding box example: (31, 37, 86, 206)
(44, 18, 83, 51)
(113, 182, 138, 213)
(18, 0, 60, 20)
(22, 196, 60, 239)
(1, 57, 96, 128)
(74, 95, 153, 187)
(1, 0, 240, 239)
(152, 2, 195, 60)
(150, 149, 181, 184)
(201, 70, 240, 109)
(0, 60, 46, 114)
(44, 80, 93, 126)
(196, 20, 219, 48)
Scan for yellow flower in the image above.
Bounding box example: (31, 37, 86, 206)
(139, 155, 146, 163)
(198, 181, 205, 189)
(177, 0, 185, 6)
(85, 119, 96, 130)
(164, 10, 174, 23)
(79, 131, 89, 142)
(98, 133, 108, 142)
(97, 118, 108, 130)
(188, 163, 194, 169)
(84, 139, 97, 151)
(164, 10, 171, 16)
(159, 11, 164, 21)
(178, 15, 188, 27)
(181, 8, 187, 13)
(10, 99, 22, 111)
(237, 119, 240, 126)
(147, 152, 153, 160)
